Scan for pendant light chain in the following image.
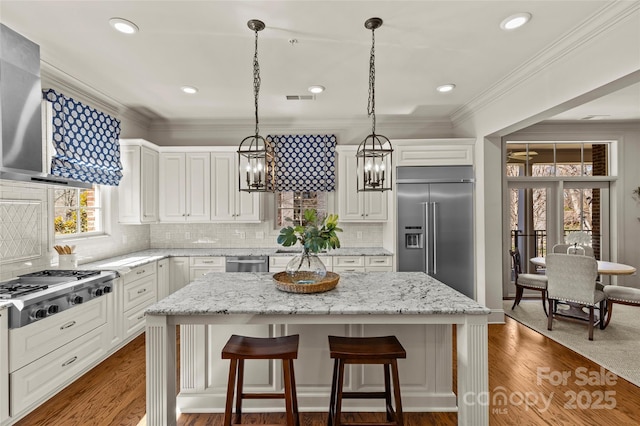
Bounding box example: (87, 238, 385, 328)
(253, 27, 261, 137)
(367, 27, 376, 136)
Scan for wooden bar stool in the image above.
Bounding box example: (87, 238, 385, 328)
(222, 334, 300, 426)
(327, 335, 406, 426)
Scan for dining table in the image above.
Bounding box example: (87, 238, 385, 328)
(529, 257, 637, 276)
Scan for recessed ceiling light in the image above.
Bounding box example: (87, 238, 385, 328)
(436, 84, 456, 93)
(181, 86, 198, 94)
(500, 13, 532, 31)
(308, 85, 325, 94)
(109, 18, 139, 34)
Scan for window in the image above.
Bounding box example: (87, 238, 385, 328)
(276, 191, 327, 227)
(53, 186, 103, 237)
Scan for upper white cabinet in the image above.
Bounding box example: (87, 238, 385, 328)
(336, 146, 388, 222)
(393, 139, 474, 167)
(118, 139, 159, 224)
(210, 151, 261, 222)
(159, 152, 211, 222)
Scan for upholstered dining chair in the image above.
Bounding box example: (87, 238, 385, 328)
(602, 285, 640, 328)
(552, 243, 594, 257)
(545, 253, 606, 340)
(509, 248, 548, 315)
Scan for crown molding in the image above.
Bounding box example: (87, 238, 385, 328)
(450, 1, 640, 128)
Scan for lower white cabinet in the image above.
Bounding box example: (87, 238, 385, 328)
(122, 263, 157, 340)
(157, 258, 170, 300)
(269, 255, 333, 273)
(170, 257, 190, 293)
(10, 324, 108, 416)
(271, 255, 391, 273)
(9, 296, 108, 372)
(0, 311, 9, 425)
(189, 257, 225, 281)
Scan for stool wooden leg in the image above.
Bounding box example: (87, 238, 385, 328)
(391, 359, 404, 426)
(224, 358, 238, 426)
(334, 359, 346, 426)
(283, 359, 295, 426)
(288, 360, 300, 426)
(328, 358, 339, 426)
(384, 364, 393, 422)
(235, 359, 245, 424)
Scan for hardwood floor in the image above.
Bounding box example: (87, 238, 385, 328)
(14, 318, 640, 425)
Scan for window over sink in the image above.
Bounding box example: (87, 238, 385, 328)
(53, 185, 104, 237)
(276, 191, 327, 227)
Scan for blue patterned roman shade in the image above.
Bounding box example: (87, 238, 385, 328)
(269, 134, 336, 192)
(43, 89, 123, 186)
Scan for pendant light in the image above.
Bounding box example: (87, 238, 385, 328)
(356, 17, 393, 192)
(238, 19, 275, 192)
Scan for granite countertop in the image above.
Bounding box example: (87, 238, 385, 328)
(146, 272, 490, 316)
(80, 247, 393, 273)
(0, 301, 11, 311)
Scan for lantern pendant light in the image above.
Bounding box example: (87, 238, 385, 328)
(356, 17, 393, 193)
(238, 19, 275, 193)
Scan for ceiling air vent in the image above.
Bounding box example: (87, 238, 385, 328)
(286, 95, 315, 101)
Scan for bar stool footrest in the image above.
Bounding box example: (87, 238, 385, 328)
(341, 391, 389, 399)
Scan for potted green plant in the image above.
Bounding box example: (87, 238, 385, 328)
(277, 209, 342, 284)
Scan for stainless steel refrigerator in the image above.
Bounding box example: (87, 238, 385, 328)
(396, 166, 475, 298)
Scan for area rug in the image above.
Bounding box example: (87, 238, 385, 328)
(504, 300, 640, 387)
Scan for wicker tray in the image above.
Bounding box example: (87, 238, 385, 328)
(273, 271, 340, 294)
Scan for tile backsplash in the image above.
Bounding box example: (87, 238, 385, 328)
(150, 222, 383, 249)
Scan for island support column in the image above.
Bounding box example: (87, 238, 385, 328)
(456, 315, 489, 426)
(146, 314, 177, 426)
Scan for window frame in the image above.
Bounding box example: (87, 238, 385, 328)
(52, 185, 107, 240)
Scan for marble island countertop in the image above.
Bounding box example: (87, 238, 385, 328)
(80, 247, 392, 272)
(146, 271, 490, 317)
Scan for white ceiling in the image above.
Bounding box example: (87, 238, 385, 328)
(1, 0, 637, 124)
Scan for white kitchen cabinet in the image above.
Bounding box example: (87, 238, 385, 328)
(118, 140, 159, 224)
(332, 255, 365, 272)
(159, 152, 211, 222)
(170, 257, 190, 294)
(189, 256, 225, 281)
(157, 258, 170, 300)
(211, 151, 261, 222)
(337, 146, 388, 222)
(122, 263, 157, 340)
(9, 297, 108, 372)
(10, 324, 108, 416)
(0, 310, 8, 425)
(393, 139, 474, 166)
(107, 278, 123, 349)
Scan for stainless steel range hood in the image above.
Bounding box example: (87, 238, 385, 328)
(0, 24, 91, 188)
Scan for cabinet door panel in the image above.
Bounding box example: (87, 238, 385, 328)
(337, 149, 364, 221)
(141, 146, 159, 222)
(186, 153, 211, 221)
(118, 145, 141, 223)
(211, 153, 235, 221)
(159, 153, 187, 221)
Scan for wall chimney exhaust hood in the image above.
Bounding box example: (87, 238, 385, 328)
(0, 24, 91, 188)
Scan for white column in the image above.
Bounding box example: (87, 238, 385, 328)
(456, 315, 489, 426)
(146, 314, 177, 426)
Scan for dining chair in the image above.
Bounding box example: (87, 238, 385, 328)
(545, 253, 606, 340)
(509, 248, 548, 316)
(602, 285, 640, 328)
(552, 243, 594, 257)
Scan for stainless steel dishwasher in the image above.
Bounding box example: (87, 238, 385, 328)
(225, 256, 269, 272)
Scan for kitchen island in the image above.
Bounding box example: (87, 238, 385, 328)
(145, 272, 490, 426)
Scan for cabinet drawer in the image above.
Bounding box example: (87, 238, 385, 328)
(123, 303, 150, 339)
(9, 297, 107, 372)
(10, 325, 107, 415)
(365, 256, 392, 267)
(269, 256, 293, 272)
(333, 256, 365, 267)
(365, 266, 393, 272)
(123, 275, 156, 312)
(124, 263, 155, 285)
(333, 266, 366, 273)
(190, 257, 225, 267)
